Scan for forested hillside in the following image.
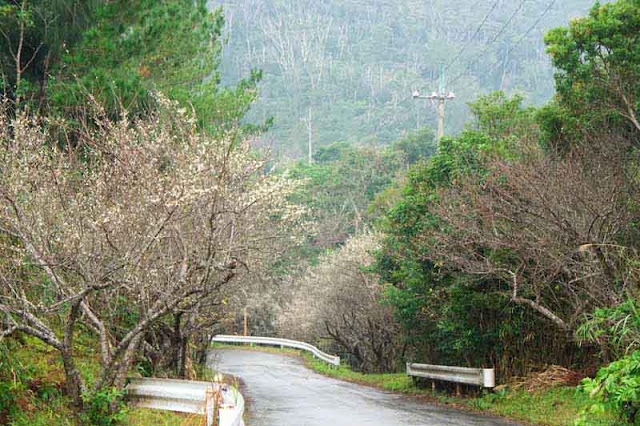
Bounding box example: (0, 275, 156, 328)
(1, 0, 639, 425)
(212, 0, 599, 157)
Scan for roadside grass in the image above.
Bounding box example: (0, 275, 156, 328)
(301, 353, 415, 392)
(124, 408, 202, 425)
(1, 335, 207, 425)
(2, 337, 84, 426)
(442, 387, 620, 426)
(211, 342, 620, 426)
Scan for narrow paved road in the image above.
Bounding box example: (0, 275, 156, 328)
(208, 349, 519, 426)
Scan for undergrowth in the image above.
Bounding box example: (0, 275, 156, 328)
(0, 335, 204, 425)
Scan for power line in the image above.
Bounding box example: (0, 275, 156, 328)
(448, 0, 558, 86)
(487, 0, 529, 50)
(443, 0, 501, 73)
(447, 0, 528, 85)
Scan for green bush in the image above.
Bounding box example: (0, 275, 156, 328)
(579, 351, 640, 424)
(0, 342, 32, 422)
(81, 388, 127, 426)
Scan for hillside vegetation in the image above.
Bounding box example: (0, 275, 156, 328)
(214, 0, 600, 157)
(1, 0, 639, 425)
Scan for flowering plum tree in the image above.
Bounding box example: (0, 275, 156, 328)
(0, 97, 302, 408)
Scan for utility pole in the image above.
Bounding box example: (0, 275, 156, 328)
(307, 107, 313, 164)
(413, 66, 455, 141)
(243, 307, 248, 337)
(304, 107, 313, 164)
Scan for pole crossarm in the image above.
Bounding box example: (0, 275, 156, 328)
(412, 89, 455, 141)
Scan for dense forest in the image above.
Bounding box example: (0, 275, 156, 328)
(1, 0, 639, 425)
(214, 0, 601, 157)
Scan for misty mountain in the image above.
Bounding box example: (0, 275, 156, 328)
(211, 0, 599, 158)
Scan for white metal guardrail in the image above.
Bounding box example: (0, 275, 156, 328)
(127, 377, 245, 426)
(212, 334, 341, 366)
(406, 363, 495, 388)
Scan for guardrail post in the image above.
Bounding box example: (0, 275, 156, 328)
(205, 388, 216, 426)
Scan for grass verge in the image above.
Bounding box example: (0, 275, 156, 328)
(1, 335, 205, 425)
(124, 408, 202, 425)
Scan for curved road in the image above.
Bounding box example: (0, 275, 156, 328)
(208, 349, 519, 426)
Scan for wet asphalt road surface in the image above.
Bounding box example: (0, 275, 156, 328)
(207, 349, 520, 426)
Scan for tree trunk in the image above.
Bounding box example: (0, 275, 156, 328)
(196, 333, 210, 365)
(174, 312, 187, 378)
(61, 348, 86, 410)
(113, 334, 143, 390)
(62, 301, 86, 410)
(177, 336, 188, 378)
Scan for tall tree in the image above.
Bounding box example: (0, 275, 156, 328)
(50, 0, 263, 134)
(0, 0, 101, 108)
(545, 0, 640, 134)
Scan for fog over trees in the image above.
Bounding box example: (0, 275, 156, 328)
(213, 0, 600, 157)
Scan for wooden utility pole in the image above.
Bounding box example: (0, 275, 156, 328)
(412, 66, 455, 141)
(243, 307, 248, 337)
(305, 107, 313, 164)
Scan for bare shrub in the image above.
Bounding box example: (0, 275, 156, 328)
(278, 233, 404, 373)
(427, 133, 640, 357)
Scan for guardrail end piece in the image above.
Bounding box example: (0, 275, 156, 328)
(482, 368, 495, 388)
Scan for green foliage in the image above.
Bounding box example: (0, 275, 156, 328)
(579, 351, 640, 424)
(545, 0, 640, 134)
(1, 0, 264, 136)
(535, 102, 582, 154)
(467, 91, 537, 144)
(577, 298, 640, 424)
(0, 341, 32, 423)
(0, 1, 41, 99)
(374, 91, 581, 376)
(578, 298, 640, 360)
(80, 388, 127, 426)
(0, 337, 75, 425)
(390, 127, 436, 165)
(51, 1, 211, 114)
(376, 133, 481, 358)
(47, 0, 263, 136)
(287, 141, 403, 255)
(0, 0, 101, 105)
